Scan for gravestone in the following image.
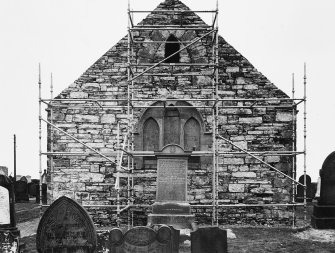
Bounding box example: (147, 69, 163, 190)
(28, 182, 37, 197)
(108, 226, 173, 253)
(0, 166, 8, 176)
(0, 175, 20, 252)
(311, 151, 335, 228)
(36, 196, 97, 252)
(191, 227, 228, 253)
(147, 144, 195, 229)
(296, 175, 314, 202)
(14, 180, 29, 202)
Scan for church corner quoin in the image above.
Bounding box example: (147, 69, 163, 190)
(46, 0, 296, 227)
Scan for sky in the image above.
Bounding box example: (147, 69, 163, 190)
(0, 0, 334, 181)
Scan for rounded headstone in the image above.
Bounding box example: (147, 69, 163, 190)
(320, 152, 335, 205)
(123, 226, 156, 246)
(109, 228, 124, 246)
(156, 225, 171, 244)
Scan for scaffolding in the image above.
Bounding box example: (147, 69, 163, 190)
(39, 1, 308, 228)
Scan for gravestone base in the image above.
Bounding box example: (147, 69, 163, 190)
(311, 204, 335, 229)
(148, 213, 195, 229)
(0, 227, 20, 252)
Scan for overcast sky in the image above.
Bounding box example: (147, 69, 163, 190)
(0, 0, 334, 181)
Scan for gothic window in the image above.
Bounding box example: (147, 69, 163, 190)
(143, 118, 160, 151)
(165, 34, 180, 63)
(184, 117, 201, 151)
(164, 107, 180, 145)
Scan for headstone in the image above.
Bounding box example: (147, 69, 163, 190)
(0, 175, 20, 252)
(36, 196, 97, 252)
(296, 175, 314, 202)
(14, 180, 29, 202)
(28, 182, 37, 197)
(42, 183, 47, 204)
(191, 227, 228, 253)
(147, 145, 195, 229)
(19, 176, 28, 183)
(0, 166, 8, 176)
(312, 151, 335, 228)
(108, 226, 173, 253)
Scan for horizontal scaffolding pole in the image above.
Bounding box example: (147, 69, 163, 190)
(41, 203, 304, 208)
(217, 135, 304, 187)
(43, 98, 304, 103)
(133, 72, 214, 76)
(129, 10, 218, 13)
(129, 63, 216, 67)
(132, 25, 213, 29)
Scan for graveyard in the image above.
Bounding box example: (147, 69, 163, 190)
(1, 0, 335, 252)
(13, 201, 335, 252)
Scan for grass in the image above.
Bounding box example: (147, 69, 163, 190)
(16, 202, 335, 252)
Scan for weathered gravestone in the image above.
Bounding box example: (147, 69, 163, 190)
(296, 174, 314, 202)
(36, 196, 97, 252)
(191, 227, 227, 253)
(311, 151, 335, 228)
(0, 174, 20, 252)
(148, 145, 195, 229)
(108, 226, 174, 253)
(14, 180, 29, 202)
(0, 166, 8, 176)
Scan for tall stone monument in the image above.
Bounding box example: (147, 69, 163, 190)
(0, 175, 20, 252)
(311, 151, 335, 228)
(148, 145, 195, 229)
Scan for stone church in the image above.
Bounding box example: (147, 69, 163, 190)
(47, 0, 295, 227)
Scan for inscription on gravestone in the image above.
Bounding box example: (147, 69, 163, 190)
(108, 226, 173, 253)
(36, 196, 97, 252)
(157, 159, 187, 202)
(0, 186, 10, 225)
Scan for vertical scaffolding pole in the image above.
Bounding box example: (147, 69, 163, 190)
(50, 73, 54, 202)
(291, 73, 296, 227)
(303, 63, 307, 221)
(14, 134, 16, 182)
(38, 64, 43, 206)
(127, 0, 132, 228)
(215, 0, 219, 226)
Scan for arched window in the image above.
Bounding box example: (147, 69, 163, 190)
(165, 35, 180, 63)
(143, 118, 159, 151)
(184, 118, 200, 151)
(164, 107, 180, 145)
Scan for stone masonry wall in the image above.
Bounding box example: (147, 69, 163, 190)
(48, 0, 295, 226)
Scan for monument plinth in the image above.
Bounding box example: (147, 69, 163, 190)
(148, 145, 195, 229)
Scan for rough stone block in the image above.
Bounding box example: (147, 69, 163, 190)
(276, 112, 293, 122)
(69, 91, 88, 98)
(73, 114, 99, 123)
(239, 117, 262, 124)
(101, 114, 116, 124)
(232, 172, 256, 178)
(223, 158, 244, 165)
(229, 184, 245, 193)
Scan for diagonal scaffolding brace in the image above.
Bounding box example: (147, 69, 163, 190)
(217, 134, 304, 187)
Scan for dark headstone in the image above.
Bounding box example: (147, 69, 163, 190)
(0, 175, 20, 252)
(14, 180, 29, 202)
(28, 182, 37, 197)
(108, 226, 173, 253)
(36, 196, 97, 252)
(312, 151, 335, 228)
(19, 176, 28, 183)
(296, 175, 314, 202)
(42, 183, 47, 204)
(191, 227, 228, 253)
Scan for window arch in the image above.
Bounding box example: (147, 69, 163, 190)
(143, 118, 160, 151)
(184, 117, 201, 151)
(165, 34, 180, 63)
(164, 107, 180, 145)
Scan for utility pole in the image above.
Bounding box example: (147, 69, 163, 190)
(14, 134, 16, 181)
